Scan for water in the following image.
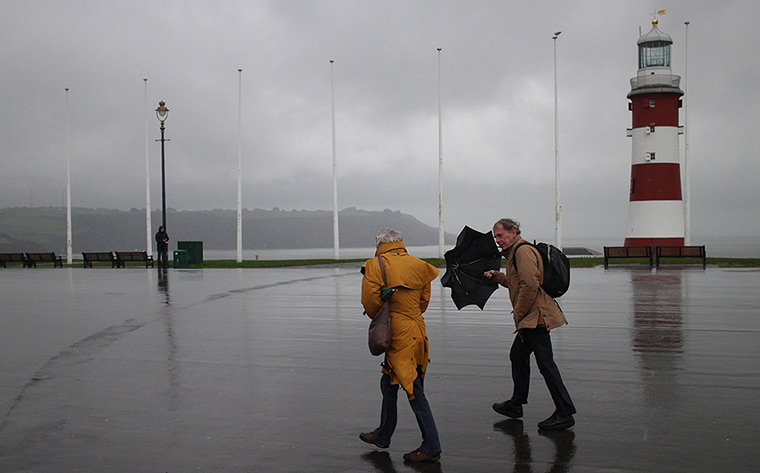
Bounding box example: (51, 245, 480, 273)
(204, 245, 442, 261)
(560, 235, 760, 258)
(203, 235, 760, 261)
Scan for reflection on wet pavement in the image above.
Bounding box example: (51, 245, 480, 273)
(630, 270, 684, 442)
(494, 419, 576, 473)
(361, 449, 444, 473)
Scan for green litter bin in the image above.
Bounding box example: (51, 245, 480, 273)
(173, 249, 189, 268)
(177, 241, 203, 264)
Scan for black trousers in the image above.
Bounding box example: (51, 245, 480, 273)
(510, 326, 576, 417)
(157, 247, 168, 267)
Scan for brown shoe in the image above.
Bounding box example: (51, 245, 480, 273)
(403, 448, 441, 463)
(359, 432, 390, 449)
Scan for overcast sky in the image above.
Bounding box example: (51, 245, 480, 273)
(1, 0, 758, 242)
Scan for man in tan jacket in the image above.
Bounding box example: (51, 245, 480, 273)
(484, 218, 576, 430)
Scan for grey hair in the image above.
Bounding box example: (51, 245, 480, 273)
(493, 218, 521, 234)
(375, 228, 403, 246)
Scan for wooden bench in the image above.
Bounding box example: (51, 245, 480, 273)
(0, 253, 28, 268)
(115, 251, 154, 268)
(656, 245, 706, 268)
(82, 252, 118, 268)
(603, 246, 653, 268)
(24, 252, 63, 268)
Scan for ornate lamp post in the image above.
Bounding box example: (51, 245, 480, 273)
(155, 101, 170, 230)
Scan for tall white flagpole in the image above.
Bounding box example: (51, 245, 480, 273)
(65, 88, 72, 265)
(330, 60, 340, 260)
(553, 31, 562, 250)
(237, 69, 243, 263)
(144, 79, 153, 256)
(683, 21, 691, 245)
(437, 48, 444, 258)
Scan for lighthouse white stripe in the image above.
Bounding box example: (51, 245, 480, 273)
(630, 126, 681, 165)
(625, 201, 685, 238)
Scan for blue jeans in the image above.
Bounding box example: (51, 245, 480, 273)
(372, 369, 441, 455)
(510, 327, 576, 417)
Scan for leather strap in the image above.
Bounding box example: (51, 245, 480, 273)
(377, 255, 388, 287)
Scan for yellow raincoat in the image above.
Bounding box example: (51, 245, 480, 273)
(361, 241, 439, 399)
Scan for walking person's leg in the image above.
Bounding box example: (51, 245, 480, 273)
(528, 327, 576, 430)
(404, 370, 441, 462)
(494, 333, 532, 418)
(510, 333, 533, 405)
(360, 373, 396, 448)
(374, 373, 399, 443)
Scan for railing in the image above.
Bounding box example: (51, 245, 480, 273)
(630, 74, 681, 89)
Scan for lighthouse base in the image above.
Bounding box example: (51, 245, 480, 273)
(625, 201, 685, 249)
(624, 237, 684, 248)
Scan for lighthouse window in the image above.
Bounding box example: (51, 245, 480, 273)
(649, 99, 656, 108)
(639, 41, 671, 68)
(648, 126, 656, 133)
(645, 152, 656, 162)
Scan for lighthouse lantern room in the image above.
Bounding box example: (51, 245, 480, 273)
(624, 18, 685, 248)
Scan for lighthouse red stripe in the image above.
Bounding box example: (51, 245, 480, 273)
(631, 94, 681, 128)
(629, 163, 682, 201)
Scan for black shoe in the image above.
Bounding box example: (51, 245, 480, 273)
(359, 431, 390, 449)
(492, 400, 523, 418)
(538, 412, 575, 431)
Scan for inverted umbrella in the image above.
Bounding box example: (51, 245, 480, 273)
(440, 226, 502, 310)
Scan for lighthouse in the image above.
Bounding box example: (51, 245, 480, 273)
(624, 18, 684, 247)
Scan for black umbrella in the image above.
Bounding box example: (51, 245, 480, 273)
(440, 226, 502, 310)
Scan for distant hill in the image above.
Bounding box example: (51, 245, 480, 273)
(0, 207, 456, 253)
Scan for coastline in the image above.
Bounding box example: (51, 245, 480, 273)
(201, 235, 760, 261)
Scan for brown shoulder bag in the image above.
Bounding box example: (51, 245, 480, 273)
(368, 255, 393, 356)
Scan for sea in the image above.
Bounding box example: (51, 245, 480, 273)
(202, 235, 760, 261)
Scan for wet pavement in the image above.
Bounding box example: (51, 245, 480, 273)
(1, 265, 759, 472)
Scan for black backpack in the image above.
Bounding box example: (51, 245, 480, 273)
(512, 241, 570, 298)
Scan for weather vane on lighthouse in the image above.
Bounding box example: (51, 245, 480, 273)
(651, 9, 666, 24)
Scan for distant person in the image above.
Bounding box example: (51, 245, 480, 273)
(359, 228, 442, 463)
(484, 218, 576, 430)
(155, 226, 169, 268)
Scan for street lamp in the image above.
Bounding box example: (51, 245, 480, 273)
(155, 100, 169, 230)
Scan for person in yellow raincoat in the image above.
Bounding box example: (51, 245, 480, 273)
(359, 228, 442, 463)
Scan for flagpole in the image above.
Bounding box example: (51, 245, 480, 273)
(683, 21, 691, 245)
(553, 31, 562, 250)
(65, 88, 72, 265)
(330, 60, 340, 260)
(144, 78, 153, 257)
(236, 68, 243, 263)
(437, 48, 444, 258)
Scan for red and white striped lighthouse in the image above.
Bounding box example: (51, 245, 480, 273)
(624, 18, 684, 247)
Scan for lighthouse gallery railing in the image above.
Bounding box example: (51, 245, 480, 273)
(630, 74, 681, 89)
